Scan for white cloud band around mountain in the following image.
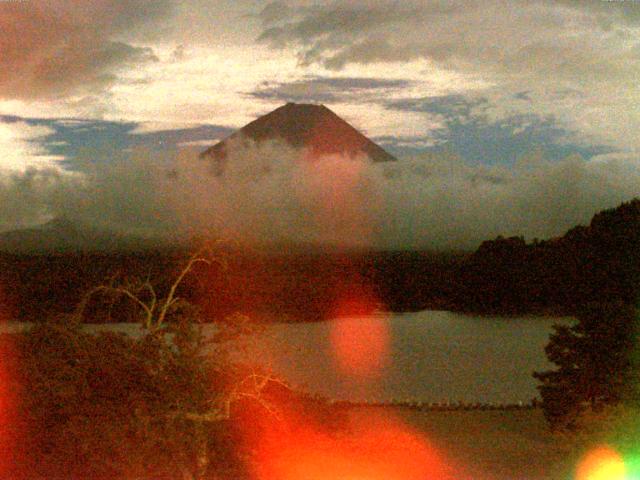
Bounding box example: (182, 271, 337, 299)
(1, 141, 639, 250)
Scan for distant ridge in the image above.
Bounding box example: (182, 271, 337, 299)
(200, 102, 396, 173)
(0, 216, 170, 253)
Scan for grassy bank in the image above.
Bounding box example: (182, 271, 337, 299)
(346, 405, 574, 480)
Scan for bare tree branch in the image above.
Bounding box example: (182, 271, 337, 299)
(155, 250, 213, 330)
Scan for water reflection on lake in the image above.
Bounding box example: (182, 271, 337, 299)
(3, 311, 573, 404)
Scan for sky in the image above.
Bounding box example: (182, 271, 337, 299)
(1, 0, 640, 249)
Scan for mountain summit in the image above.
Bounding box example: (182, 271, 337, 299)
(200, 103, 396, 172)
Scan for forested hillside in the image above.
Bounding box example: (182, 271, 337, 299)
(1, 199, 638, 322)
(453, 198, 640, 314)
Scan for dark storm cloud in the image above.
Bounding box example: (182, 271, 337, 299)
(0, 0, 172, 99)
(255, 1, 640, 80)
(320, 37, 423, 71)
(513, 91, 532, 101)
(550, 0, 640, 25)
(257, 1, 293, 25)
(256, 1, 447, 68)
(249, 76, 412, 103)
(250, 1, 640, 152)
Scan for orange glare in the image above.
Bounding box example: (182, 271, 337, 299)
(253, 408, 461, 480)
(576, 445, 626, 480)
(0, 332, 19, 477)
(294, 151, 376, 249)
(329, 292, 389, 378)
(0, 281, 21, 478)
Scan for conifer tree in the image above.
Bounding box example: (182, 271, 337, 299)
(534, 302, 638, 429)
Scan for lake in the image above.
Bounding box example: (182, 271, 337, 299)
(2, 311, 573, 404)
(233, 311, 573, 404)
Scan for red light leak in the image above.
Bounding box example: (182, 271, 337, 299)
(228, 277, 467, 480)
(296, 153, 377, 248)
(576, 445, 626, 480)
(329, 293, 389, 379)
(0, 332, 19, 476)
(0, 281, 21, 477)
(252, 407, 463, 480)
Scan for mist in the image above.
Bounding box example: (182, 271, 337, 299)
(1, 139, 639, 251)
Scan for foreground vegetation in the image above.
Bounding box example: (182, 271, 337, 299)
(2, 316, 350, 479)
(0, 251, 340, 479)
(2, 199, 640, 478)
(3, 317, 639, 478)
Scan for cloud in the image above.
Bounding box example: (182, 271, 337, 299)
(0, 120, 64, 172)
(255, 1, 640, 151)
(249, 76, 412, 103)
(176, 139, 222, 148)
(389, 95, 488, 121)
(0, 1, 170, 99)
(129, 122, 209, 135)
(256, 1, 637, 77)
(0, 114, 238, 174)
(0, 168, 77, 231)
(3, 140, 639, 251)
(0, 2, 485, 146)
(384, 94, 614, 164)
(2, 0, 637, 160)
(257, 1, 293, 26)
(126, 125, 234, 153)
(256, 1, 467, 68)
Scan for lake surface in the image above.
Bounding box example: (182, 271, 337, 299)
(234, 311, 573, 404)
(3, 311, 573, 404)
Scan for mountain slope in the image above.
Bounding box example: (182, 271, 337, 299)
(454, 198, 640, 313)
(200, 102, 396, 173)
(0, 216, 169, 253)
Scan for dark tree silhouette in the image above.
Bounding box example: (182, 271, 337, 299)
(533, 302, 638, 430)
(8, 251, 284, 480)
